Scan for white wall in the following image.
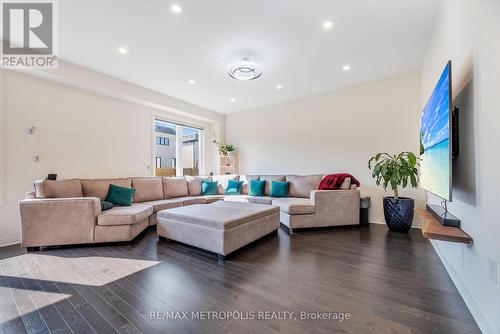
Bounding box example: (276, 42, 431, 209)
(421, 0, 500, 333)
(226, 72, 425, 226)
(0, 65, 224, 246)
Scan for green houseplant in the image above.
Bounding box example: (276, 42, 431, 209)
(212, 134, 235, 157)
(368, 152, 420, 232)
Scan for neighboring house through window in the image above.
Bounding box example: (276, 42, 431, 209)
(154, 119, 202, 176)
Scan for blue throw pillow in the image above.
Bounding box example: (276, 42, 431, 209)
(270, 181, 290, 198)
(105, 184, 135, 206)
(225, 180, 243, 195)
(249, 180, 266, 196)
(202, 179, 218, 195)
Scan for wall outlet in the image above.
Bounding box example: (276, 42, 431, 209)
(488, 257, 498, 285)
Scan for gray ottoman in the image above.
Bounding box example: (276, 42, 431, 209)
(157, 201, 280, 260)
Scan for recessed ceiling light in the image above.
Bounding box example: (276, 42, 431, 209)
(228, 61, 263, 81)
(188, 79, 196, 85)
(276, 84, 283, 90)
(171, 4, 182, 13)
(118, 47, 128, 54)
(323, 21, 334, 30)
(342, 64, 351, 71)
(230, 98, 236, 103)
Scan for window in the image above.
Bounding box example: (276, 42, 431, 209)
(154, 119, 203, 177)
(156, 137, 169, 146)
(155, 120, 177, 176)
(182, 126, 201, 176)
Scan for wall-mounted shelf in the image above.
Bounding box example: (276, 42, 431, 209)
(417, 208, 472, 244)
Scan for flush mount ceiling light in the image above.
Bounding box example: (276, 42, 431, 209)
(342, 64, 351, 71)
(228, 60, 263, 81)
(117, 47, 128, 54)
(323, 21, 334, 30)
(171, 4, 182, 13)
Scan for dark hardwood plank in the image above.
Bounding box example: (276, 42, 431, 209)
(0, 266, 27, 334)
(0, 224, 481, 334)
(0, 260, 50, 334)
(14, 256, 73, 334)
(21, 255, 97, 334)
(33, 253, 119, 334)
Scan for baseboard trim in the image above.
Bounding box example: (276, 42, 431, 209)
(0, 235, 21, 248)
(431, 240, 492, 334)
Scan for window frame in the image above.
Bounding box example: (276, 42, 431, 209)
(152, 117, 204, 177)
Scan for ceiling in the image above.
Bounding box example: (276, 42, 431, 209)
(59, 0, 440, 114)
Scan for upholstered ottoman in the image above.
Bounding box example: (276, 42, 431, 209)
(156, 201, 280, 260)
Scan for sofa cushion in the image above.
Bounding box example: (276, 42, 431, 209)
(180, 196, 207, 206)
(270, 181, 290, 198)
(223, 195, 249, 203)
(81, 178, 132, 200)
(202, 180, 218, 195)
(162, 177, 188, 199)
(249, 180, 266, 196)
(105, 184, 135, 206)
(211, 174, 239, 195)
(286, 174, 323, 198)
(204, 195, 225, 203)
(239, 175, 260, 195)
(247, 196, 273, 205)
(259, 175, 286, 196)
(97, 203, 153, 226)
(34, 179, 83, 198)
(101, 201, 114, 211)
(225, 180, 243, 195)
(141, 198, 184, 212)
(272, 198, 315, 215)
(132, 177, 163, 202)
(186, 176, 203, 196)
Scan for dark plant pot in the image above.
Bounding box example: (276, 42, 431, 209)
(383, 197, 414, 233)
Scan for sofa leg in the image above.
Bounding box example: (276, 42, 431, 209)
(26, 247, 40, 252)
(217, 254, 225, 262)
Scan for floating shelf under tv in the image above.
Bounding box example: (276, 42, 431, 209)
(417, 208, 472, 244)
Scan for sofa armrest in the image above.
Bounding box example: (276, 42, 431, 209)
(310, 189, 360, 227)
(25, 191, 36, 199)
(19, 197, 101, 247)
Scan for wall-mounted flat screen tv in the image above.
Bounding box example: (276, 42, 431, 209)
(420, 61, 452, 201)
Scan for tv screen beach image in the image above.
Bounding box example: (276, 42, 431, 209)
(420, 63, 450, 200)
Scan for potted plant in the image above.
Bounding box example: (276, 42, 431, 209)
(212, 133, 235, 157)
(225, 144, 235, 156)
(368, 152, 420, 232)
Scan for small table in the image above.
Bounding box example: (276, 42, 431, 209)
(156, 201, 280, 260)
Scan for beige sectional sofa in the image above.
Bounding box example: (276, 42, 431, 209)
(19, 174, 360, 250)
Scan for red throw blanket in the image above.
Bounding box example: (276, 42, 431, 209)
(318, 173, 360, 190)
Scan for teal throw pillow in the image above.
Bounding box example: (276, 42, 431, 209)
(202, 179, 218, 195)
(249, 180, 266, 196)
(225, 180, 243, 195)
(270, 181, 290, 198)
(105, 184, 135, 206)
(101, 200, 114, 211)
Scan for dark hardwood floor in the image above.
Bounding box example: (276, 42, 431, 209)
(0, 224, 480, 334)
